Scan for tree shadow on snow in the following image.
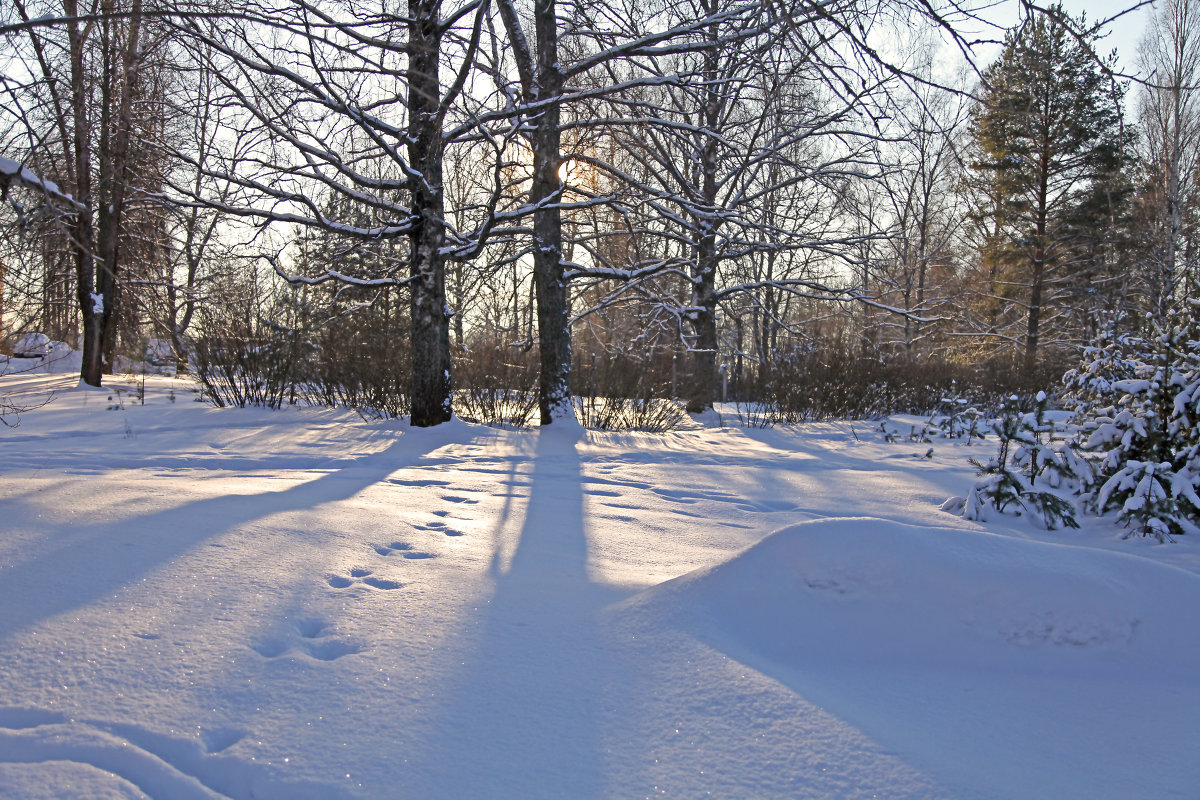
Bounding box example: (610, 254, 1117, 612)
(413, 425, 628, 798)
(0, 426, 479, 642)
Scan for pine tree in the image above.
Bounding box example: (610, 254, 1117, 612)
(968, 7, 1131, 371)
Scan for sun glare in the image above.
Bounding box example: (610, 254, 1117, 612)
(558, 158, 574, 184)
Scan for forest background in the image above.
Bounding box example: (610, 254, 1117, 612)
(1, 0, 1195, 431)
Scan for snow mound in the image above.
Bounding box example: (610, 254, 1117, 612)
(0, 344, 81, 375)
(625, 518, 1200, 799)
(636, 516, 1199, 679)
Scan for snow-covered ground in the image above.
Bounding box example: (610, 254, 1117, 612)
(1, 371, 1197, 799)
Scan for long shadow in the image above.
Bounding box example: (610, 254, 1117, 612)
(416, 426, 624, 798)
(0, 425, 479, 642)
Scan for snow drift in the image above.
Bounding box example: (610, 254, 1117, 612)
(628, 517, 1200, 799)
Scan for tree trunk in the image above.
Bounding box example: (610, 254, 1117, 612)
(61, 0, 142, 385)
(1026, 124, 1051, 373)
(408, 0, 452, 426)
(531, 0, 571, 425)
(687, 18, 721, 414)
(64, 0, 102, 386)
(494, 0, 571, 424)
(687, 233, 718, 413)
(1025, 249, 1044, 373)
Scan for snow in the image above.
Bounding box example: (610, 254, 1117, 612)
(0, 156, 64, 197)
(629, 518, 1199, 798)
(1, 371, 1198, 799)
(13, 333, 51, 358)
(1, 342, 82, 377)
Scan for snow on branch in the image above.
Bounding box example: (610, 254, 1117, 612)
(0, 156, 85, 211)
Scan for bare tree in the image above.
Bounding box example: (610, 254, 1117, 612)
(3, 0, 158, 385)
(575, 0, 981, 412)
(174, 0, 508, 425)
(858, 55, 971, 360)
(1136, 0, 1200, 314)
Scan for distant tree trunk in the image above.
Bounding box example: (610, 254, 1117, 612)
(96, 0, 143, 373)
(408, 0, 452, 426)
(1025, 127, 1051, 373)
(46, 0, 144, 386)
(63, 0, 102, 386)
(497, 0, 571, 424)
(1138, 0, 1200, 317)
(910, 194, 932, 358)
(451, 260, 465, 348)
(1025, 246, 1044, 372)
(687, 16, 721, 414)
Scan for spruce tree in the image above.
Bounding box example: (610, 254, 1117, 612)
(1080, 303, 1200, 540)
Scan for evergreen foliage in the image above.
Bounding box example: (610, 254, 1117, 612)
(1070, 304, 1200, 540)
(933, 382, 987, 443)
(963, 305, 1200, 541)
(967, 6, 1132, 368)
(964, 393, 1085, 530)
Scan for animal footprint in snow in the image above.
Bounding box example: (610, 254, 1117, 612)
(306, 638, 364, 660)
(416, 520, 464, 537)
(250, 638, 290, 658)
(296, 618, 328, 638)
(250, 617, 365, 661)
(374, 541, 439, 559)
(360, 575, 400, 589)
(387, 477, 452, 488)
(201, 726, 247, 753)
(374, 541, 413, 555)
(327, 567, 404, 591)
(441, 494, 479, 504)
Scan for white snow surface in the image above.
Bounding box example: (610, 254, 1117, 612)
(1, 373, 1198, 799)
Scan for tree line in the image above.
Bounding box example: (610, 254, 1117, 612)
(1, 0, 1196, 427)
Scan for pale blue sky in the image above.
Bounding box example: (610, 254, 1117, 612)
(1059, 0, 1155, 72)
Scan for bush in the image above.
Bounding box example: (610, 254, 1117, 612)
(454, 341, 538, 428)
(570, 348, 683, 432)
(574, 395, 684, 432)
(751, 346, 1059, 424)
(298, 311, 411, 420)
(194, 286, 410, 418)
(193, 313, 305, 410)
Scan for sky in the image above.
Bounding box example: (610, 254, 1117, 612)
(993, 0, 1157, 74)
(1058, 0, 1155, 72)
(944, 0, 1158, 110)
